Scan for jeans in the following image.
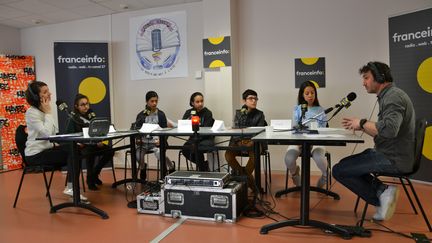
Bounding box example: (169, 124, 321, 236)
(332, 148, 400, 206)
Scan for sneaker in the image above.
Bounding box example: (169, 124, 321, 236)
(291, 166, 301, 187)
(63, 188, 88, 201)
(316, 175, 328, 189)
(373, 185, 399, 221)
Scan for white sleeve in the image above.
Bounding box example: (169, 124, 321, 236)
(26, 109, 56, 137)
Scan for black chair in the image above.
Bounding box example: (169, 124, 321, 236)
(125, 147, 156, 180)
(354, 118, 431, 232)
(13, 125, 61, 208)
(236, 144, 271, 193)
(178, 149, 221, 171)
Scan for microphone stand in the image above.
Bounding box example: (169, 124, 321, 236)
(293, 110, 318, 134)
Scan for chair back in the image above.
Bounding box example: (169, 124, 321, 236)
(15, 125, 28, 166)
(412, 118, 427, 174)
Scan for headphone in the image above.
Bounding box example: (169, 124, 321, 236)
(368, 62, 385, 84)
(27, 83, 39, 102)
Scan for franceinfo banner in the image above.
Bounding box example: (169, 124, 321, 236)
(389, 8, 432, 182)
(54, 42, 111, 134)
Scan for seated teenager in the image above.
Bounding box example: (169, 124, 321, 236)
(65, 93, 114, 190)
(134, 91, 175, 180)
(225, 89, 266, 192)
(181, 92, 215, 171)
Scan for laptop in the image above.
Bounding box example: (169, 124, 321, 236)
(88, 117, 110, 137)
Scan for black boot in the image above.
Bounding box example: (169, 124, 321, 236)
(94, 177, 103, 185)
(87, 176, 99, 191)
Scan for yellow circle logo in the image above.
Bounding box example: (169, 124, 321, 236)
(301, 58, 319, 65)
(417, 57, 432, 93)
(309, 80, 320, 88)
(424, 126, 432, 160)
(78, 77, 106, 104)
(209, 60, 226, 68)
(208, 36, 225, 45)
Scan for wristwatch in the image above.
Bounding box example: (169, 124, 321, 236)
(359, 118, 367, 130)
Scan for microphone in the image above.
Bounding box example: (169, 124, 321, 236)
(299, 102, 308, 123)
(56, 100, 85, 126)
(331, 92, 357, 119)
(240, 105, 247, 115)
(191, 110, 200, 132)
(56, 100, 69, 112)
(87, 108, 96, 120)
(302, 107, 334, 125)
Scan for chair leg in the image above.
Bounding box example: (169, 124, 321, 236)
(284, 168, 289, 190)
(359, 202, 369, 227)
(267, 152, 272, 184)
(177, 151, 181, 171)
(263, 154, 268, 193)
(46, 171, 55, 197)
(326, 153, 332, 191)
(124, 151, 129, 183)
(399, 177, 417, 214)
(13, 169, 26, 208)
(216, 151, 221, 172)
(354, 196, 360, 213)
(42, 170, 53, 208)
(406, 178, 432, 232)
(111, 161, 117, 183)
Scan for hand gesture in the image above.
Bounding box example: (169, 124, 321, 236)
(342, 117, 361, 131)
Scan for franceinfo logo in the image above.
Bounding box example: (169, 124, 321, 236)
(296, 70, 324, 76)
(57, 55, 106, 64)
(204, 49, 230, 56)
(392, 26, 432, 43)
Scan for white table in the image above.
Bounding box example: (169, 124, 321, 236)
(252, 128, 364, 239)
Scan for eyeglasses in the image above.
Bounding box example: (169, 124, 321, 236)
(246, 96, 259, 101)
(79, 103, 89, 107)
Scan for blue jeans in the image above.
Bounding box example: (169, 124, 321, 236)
(332, 148, 400, 206)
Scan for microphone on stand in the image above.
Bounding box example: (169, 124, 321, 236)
(56, 100, 84, 125)
(191, 110, 200, 132)
(329, 92, 357, 119)
(299, 102, 308, 126)
(87, 108, 96, 120)
(56, 100, 69, 112)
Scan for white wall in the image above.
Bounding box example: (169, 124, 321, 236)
(236, 0, 432, 171)
(0, 24, 20, 54)
(20, 2, 204, 167)
(19, 0, 432, 172)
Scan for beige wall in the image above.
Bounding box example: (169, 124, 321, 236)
(0, 24, 20, 54)
(18, 0, 432, 171)
(236, 0, 432, 171)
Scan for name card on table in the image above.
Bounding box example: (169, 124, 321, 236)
(108, 125, 116, 133)
(177, 120, 193, 132)
(139, 123, 161, 133)
(270, 119, 292, 130)
(211, 120, 225, 131)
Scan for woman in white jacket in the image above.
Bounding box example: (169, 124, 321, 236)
(24, 81, 88, 202)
